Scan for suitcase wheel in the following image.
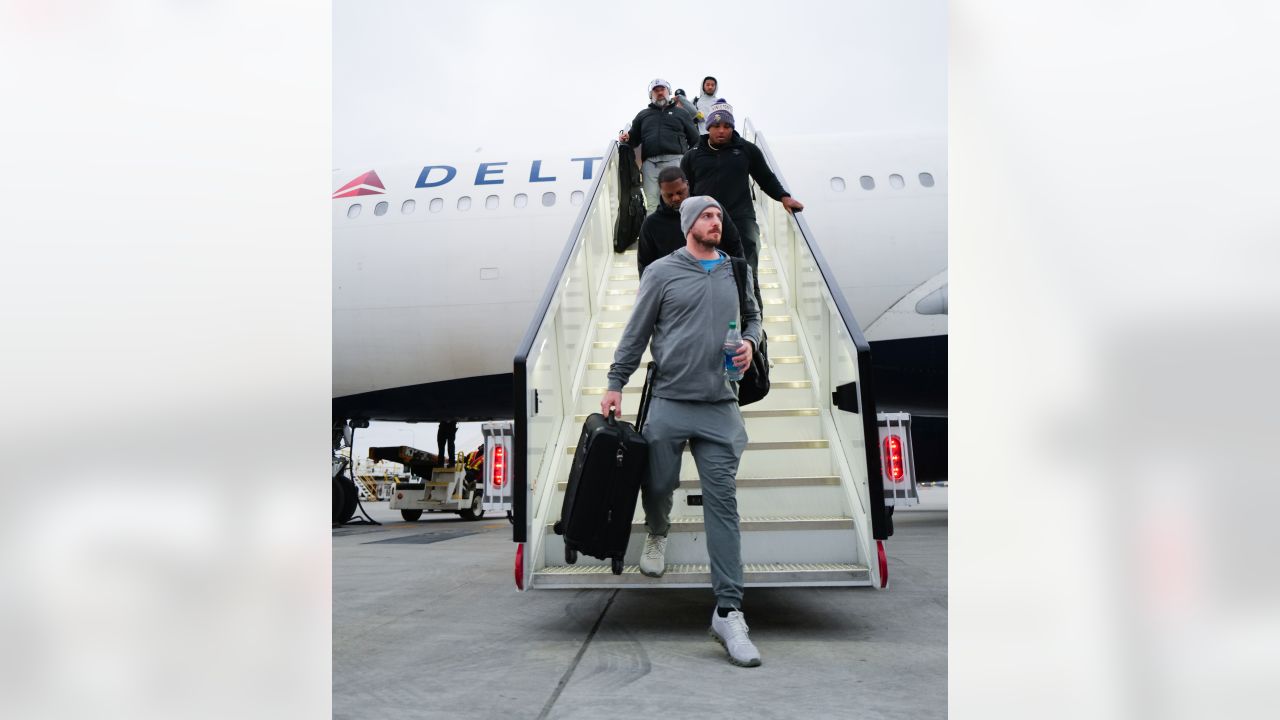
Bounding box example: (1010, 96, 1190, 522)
(565, 546, 578, 564)
(553, 520, 563, 535)
(611, 557, 624, 575)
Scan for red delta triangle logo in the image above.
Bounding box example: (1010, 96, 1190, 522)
(332, 170, 386, 199)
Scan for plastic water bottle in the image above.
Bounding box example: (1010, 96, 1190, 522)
(723, 321, 744, 382)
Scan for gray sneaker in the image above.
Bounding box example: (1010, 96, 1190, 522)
(639, 534, 666, 577)
(710, 609, 762, 667)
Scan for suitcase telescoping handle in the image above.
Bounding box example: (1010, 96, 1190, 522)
(636, 361, 657, 432)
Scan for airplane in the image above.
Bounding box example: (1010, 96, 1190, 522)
(332, 130, 947, 490)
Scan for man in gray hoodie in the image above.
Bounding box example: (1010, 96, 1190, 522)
(692, 75, 720, 134)
(601, 196, 764, 668)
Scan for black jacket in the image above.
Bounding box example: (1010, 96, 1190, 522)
(680, 131, 790, 222)
(627, 104, 700, 161)
(637, 199, 745, 278)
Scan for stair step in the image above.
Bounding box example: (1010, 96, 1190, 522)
(585, 356, 803, 371)
(556, 475, 840, 491)
(595, 315, 790, 331)
(583, 364, 808, 388)
(545, 515, 852, 534)
(564, 439, 827, 455)
(607, 266, 776, 282)
(577, 383, 818, 417)
(579, 385, 645, 395)
(532, 562, 870, 588)
(568, 408, 823, 442)
(589, 337, 801, 365)
(608, 269, 778, 282)
(596, 296, 787, 306)
(591, 335, 797, 348)
(542, 521, 858, 566)
(572, 408, 819, 423)
(579, 381, 810, 396)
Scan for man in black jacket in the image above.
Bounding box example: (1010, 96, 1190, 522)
(680, 102, 803, 271)
(619, 78, 700, 214)
(638, 167, 744, 279)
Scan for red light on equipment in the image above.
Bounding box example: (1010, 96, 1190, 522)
(492, 445, 506, 489)
(877, 540, 888, 588)
(514, 543, 525, 590)
(882, 435, 905, 482)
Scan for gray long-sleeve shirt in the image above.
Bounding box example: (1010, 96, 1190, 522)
(608, 248, 762, 402)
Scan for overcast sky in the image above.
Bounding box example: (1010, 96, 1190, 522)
(334, 0, 946, 167)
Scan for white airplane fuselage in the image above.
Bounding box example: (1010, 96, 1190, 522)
(332, 131, 946, 423)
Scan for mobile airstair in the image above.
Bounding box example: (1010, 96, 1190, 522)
(511, 123, 891, 590)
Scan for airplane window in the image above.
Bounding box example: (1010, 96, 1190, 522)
(830, 177, 846, 192)
(919, 172, 935, 188)
(429, 198, 444, 213)
(347, 203, 362, 219)
(570, 190, 585, 206)
(889, 174, 905, 189)
(859, 176, 875, 190)
(401, 199, 416, 214)
(458, 196, 472, 211)
(514, 193, 528, 209)
(485, 194, 499, 210)
(541, 192, 556, 207)
(374, 201, 389, 216)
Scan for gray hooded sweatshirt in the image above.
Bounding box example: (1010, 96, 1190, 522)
(608, 248, 762, 403)
(694, 82, 721, 134)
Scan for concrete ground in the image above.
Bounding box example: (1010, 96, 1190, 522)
(333, 487, 946, 720)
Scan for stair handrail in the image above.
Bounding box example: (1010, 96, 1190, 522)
(511, 140, 622, 544)
(742, 122, 891, 541)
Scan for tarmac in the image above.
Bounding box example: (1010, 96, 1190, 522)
(333, 486, 947, 719)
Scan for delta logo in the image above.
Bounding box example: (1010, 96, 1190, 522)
(332, 170, 386, 199)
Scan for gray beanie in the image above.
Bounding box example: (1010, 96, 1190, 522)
(680, 196, 723, 236)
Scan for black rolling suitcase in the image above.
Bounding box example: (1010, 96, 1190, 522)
(553, 363, 656, 574)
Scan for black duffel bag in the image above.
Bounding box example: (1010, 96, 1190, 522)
(729, 257, 770, 406)
(613, 143, 646, 253)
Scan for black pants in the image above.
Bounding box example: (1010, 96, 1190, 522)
(732, 215, 765, 312)
(437, 421, 457, 466)
(734, 215, 760, 273)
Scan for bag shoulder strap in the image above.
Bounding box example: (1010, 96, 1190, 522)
(729, 257, 748, 324)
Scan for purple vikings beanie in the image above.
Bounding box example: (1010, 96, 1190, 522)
(704, 101, 734, 128)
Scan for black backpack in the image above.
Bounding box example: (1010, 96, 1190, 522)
(729, 257, 770, 405)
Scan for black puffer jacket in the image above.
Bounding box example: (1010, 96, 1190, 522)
(627, 104, 699, 160)
(680, 131, 790, 222)
(637, 199, 744, 278)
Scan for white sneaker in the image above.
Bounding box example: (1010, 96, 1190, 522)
(639, 534, 666, 577)
(710, 609, 762, 667)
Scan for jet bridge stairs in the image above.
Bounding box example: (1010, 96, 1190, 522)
(512, 124, 891, 590)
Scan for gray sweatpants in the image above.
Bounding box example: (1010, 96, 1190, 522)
(641, 154, 684, 213)
(641, 396, 748, 607)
